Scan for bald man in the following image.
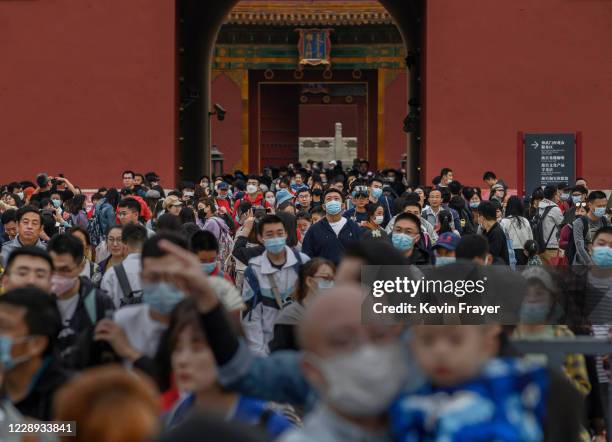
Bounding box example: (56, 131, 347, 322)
(281, 285, 407, 442)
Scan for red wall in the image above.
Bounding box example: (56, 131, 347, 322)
(425, 0, 612, 190)
(299, 104, 360, 138)
(211, 73, 242, 173)
(0, 0, 176, 189)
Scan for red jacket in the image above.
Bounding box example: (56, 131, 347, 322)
(233, 192, 270, 212)
(215, 197, 234, 217)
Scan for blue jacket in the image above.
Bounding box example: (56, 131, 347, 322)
(95, 199, 116, 235)
(217, 341, 316, 410)
(390, 358, 549, 442)
(301, 217, 363, 264)
(166, 392, 293, 439)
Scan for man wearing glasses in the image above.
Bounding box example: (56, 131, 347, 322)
(0, 206, 46, 268)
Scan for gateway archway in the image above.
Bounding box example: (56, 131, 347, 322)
(176, 0, 423, 182)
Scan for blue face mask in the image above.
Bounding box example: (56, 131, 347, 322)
(371, 188, 383, 199)
(436, 256, 456, 266)
(52, 199, 61, 208)
(325, 200, 342, 215)
(519, 303, 550, 324)
(317, 279, 334, 290)
(0, 335, 31, 371)
(201, 262, 217, 275)
(469, 202, 480, 209)
(592, 246, 612, 268)
(593, 207, 606, 218)
(560, 193, 570, 201)
(392, 233, 414, 252)
(142, 282, 185, 315)
(264, 236, 287, 254)
(571, 195, 582, 204)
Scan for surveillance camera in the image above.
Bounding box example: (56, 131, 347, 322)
(214, 103, 226, 121)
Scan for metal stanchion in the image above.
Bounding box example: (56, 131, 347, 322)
(514, 337, 612, 442)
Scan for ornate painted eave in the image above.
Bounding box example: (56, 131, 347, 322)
(226, 1, 394, 26)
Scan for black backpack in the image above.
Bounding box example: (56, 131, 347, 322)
(531, 206, 555, 253)
(114, 263, 143, 307)
(529, 206, 555, 253)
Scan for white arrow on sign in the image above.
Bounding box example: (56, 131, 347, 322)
(531, 141, 539, 149)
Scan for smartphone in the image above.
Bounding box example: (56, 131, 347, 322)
(253, 207, 267, 220)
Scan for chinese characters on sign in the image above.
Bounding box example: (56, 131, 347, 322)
(295, 29, 333, 71)
(523, 133, 576, 195)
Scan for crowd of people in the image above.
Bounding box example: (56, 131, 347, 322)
(0, 162, 611, 441)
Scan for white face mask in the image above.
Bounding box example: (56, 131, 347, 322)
(309, 343, 408, 416)
(265, 197, 276, 206)
(246, 184, 258, 194)
(374, 215, 384, 225)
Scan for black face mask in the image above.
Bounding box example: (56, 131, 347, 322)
(197, 209, 207, 220)
(312, 189, 323, 196)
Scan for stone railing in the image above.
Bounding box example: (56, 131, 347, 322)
(298, 137, 357, 163)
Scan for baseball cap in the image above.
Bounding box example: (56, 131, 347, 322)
(217, 182, 229, 190)
(433, 232, 460, 251)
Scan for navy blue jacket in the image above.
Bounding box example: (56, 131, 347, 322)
(301, 217, 363, 264)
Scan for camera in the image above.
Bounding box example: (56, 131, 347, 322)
(210, 103, 226, 121)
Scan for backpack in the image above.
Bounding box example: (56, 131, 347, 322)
(207, 217, 234, 272)
(458, 207, 477, 235)
(114, 263, 142, 307)
(530, 206, 555, 253)
(566, 216, 608, 264)
(243, 249, 304, 318)
(88, 208, 104, 247)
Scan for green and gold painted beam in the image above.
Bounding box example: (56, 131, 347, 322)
(213, 44, 405, 70)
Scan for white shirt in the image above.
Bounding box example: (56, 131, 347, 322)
(328, 217, 347, 237)
(57, 295, 79, 326)
(114, 304, 167, 359)
(100, 253, 142, 308)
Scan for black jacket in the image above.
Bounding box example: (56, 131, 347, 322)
(301, 217, 363, 264)
(14, 358, 73, 421)
(60, 277, 116, 369)
(232, 236, 264, 266)
(407, 243, 434, 266)
(268, 302, 305, 352)
(484, 222, 510, 265)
